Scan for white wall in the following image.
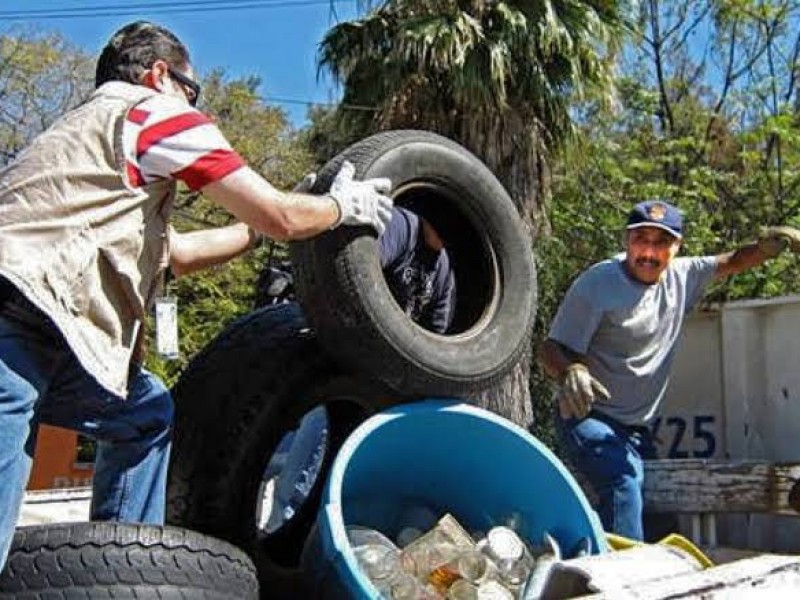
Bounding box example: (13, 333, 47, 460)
(654, 310, 724, 462)
(660, 295, 800, 552)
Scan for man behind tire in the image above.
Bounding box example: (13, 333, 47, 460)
(0, 21, 394, 570)
(380, 206, 456, 334)
(538, 199, 800, 540)
(257, 174, 456, 333)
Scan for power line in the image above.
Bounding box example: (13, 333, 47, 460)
(262, 95, 377, 112)
(0, 0, 377, 113)
(1, 0, 311, 14)
(0, 0, 349, 21)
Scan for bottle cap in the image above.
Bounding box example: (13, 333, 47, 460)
(485, 527, 524, 562)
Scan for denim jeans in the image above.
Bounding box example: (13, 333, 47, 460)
(0, 301, 173, 571)
(556, 410, 657, 541)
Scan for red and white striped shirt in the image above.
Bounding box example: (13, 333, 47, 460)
(122, 93, 245, 190)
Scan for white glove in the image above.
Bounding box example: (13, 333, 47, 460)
(328, 161, 393, 235)
(559, 364, 610, 420)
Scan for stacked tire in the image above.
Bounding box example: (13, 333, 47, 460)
(165, 131, 537, 598)
(0, 522, 258, 599)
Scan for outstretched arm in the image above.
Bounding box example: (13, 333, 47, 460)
(715, 226, 800, 279)
(201, 167, 339, 242)
(168, 223, 258, 278)
(202, 163, 393, 243)
(714, 242, 771, 279)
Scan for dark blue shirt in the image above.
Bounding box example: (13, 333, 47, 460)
(379, 207, 456, 333)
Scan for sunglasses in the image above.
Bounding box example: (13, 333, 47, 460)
(168, 67, 201, 107)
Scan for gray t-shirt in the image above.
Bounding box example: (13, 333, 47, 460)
(548, 254, 718, 424)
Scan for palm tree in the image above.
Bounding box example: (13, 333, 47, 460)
(320, 0, 627, 229)
(319, 0, 627, 427)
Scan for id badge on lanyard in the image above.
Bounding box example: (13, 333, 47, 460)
(155, 295, 179, 359)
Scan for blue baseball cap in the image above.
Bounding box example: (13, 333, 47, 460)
(626, 200, 683, 239)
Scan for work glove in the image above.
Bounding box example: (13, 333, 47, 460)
(559, 363, 611, 420)
(328, 161, 394, 236)
(292, 172, 317, 193)
(758, 225, 800, 258)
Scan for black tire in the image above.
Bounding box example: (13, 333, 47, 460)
(290, 129, 537, 397)
(0, 522, 258, 599)
(166, 303, 402, 599)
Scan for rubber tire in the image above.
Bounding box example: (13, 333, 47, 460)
(290, 129, 537, 397)
(0, 522, 258, 599)
(166, 303, 403, 599)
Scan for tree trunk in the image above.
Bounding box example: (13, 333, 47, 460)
(474, 345, 534, 430)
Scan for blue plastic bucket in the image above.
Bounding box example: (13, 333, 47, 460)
(302, 400, 606, 598)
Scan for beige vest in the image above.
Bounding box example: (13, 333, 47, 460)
(0, 82, 174, 396)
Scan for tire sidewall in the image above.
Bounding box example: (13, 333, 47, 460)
(166, 304, 404, 598)
(293, 131, 536, 394)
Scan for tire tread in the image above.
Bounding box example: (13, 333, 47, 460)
(0, 523, 258, 599)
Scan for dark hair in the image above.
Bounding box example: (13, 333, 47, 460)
(95, 21, 191, 88)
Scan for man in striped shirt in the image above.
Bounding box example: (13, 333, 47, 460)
(0, 21, 392, 570)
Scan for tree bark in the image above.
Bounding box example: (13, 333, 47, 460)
(474, 345, 534, 430)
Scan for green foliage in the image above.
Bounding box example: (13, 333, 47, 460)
(200, 70, 314, 187)
(0, 27, 93, 165)
(300, 104, 364, 168)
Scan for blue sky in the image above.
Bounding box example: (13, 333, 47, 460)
(0, 0, 363, 127)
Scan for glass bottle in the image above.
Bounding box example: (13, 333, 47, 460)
(480, 527, 535, 589)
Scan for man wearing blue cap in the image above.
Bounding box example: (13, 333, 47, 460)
(538, 200, 800, 540)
